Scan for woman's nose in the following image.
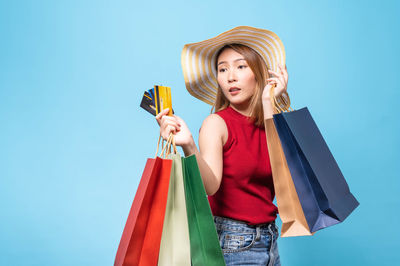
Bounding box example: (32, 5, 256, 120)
(228, 70, 237, 83)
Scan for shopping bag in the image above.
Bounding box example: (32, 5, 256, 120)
(182, 154, 226, 266)
(269, 87, 359, 233)
(114, 135, 173, 266)
(158, 152, 191, 266)
(273, 107, 359, 232)
(265, 118, 313, 237)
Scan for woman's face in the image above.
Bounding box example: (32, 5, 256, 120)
(216, 48, 257, 107)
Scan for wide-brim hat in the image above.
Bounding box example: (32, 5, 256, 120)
(181, 26, 286, 105)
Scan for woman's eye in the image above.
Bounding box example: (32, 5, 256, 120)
(238, 65, 247, 69)
(218, 68, 227, 73)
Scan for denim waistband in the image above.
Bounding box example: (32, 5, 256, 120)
(213, 216, 277, 235)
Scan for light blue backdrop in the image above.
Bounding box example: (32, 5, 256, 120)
(0, 0, 398, 265)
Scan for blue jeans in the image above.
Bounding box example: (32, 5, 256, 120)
(214, 216, 281, 266)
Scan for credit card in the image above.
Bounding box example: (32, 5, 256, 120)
(140, 86, 174, 116)
(154, 85, 173, 116)
(140, 90, 156, 116)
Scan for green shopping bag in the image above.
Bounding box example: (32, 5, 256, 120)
(182, 154, 226, 266)
(158, 152, 191, 266)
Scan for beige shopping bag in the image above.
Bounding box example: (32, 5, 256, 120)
(158, 152, 191, 265)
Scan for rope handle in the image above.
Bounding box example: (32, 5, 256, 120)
(155, 132, 178, 158)
(269, 84, 293, 114)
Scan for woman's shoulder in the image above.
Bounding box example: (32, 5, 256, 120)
(201, 113, 227, 132)
(199, 113, 229, 145)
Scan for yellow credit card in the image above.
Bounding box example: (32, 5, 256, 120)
(154, 85, 172, 116)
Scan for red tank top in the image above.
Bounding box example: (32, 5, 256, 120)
(207, 106, 278, 225)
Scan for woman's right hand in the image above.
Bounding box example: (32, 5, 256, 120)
(155, 108, 193, 147)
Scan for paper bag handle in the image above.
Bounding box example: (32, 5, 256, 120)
(269, 84, 293, 114)
(155, 132, 177, 158)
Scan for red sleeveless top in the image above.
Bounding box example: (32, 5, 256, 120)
(207, 106, 278, 225)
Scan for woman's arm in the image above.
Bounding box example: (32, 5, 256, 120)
(262, 98, 274, 119)
(156, 109, 225, 196)
(181, 114, 225, 196)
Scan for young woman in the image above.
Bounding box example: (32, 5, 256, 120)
(156, 26, 289, 266)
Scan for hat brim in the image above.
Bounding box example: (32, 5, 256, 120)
(181, 26, 286, 105)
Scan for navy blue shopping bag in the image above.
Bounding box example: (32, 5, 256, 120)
(273, 107, 359, 233)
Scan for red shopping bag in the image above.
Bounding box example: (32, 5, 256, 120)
(114, 136, 173, 266)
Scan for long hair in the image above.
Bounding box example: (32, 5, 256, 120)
(211, 43, 270, 127)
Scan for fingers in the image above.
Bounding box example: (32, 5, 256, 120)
(268, 64, 288, 85)
(279, 64, 288, 84)
(163, 124, 179, 138)
(155, 108, 170, 124)
(266, 77, 283, 88)
(163, 119, 181, 131)
(161, 123, 180, 140)
(268, 70, 285, 87)
(266, 75, 288, 98)
(157, 110, 182, 140)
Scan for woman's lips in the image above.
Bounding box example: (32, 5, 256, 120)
(229, 87, 241, 95)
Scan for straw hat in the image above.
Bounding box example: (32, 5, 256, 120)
(181, 26, 286, 105)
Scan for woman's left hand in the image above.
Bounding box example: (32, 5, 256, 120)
(262, 63, 288, 100)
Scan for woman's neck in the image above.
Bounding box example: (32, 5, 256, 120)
(229, 102, 252, 117)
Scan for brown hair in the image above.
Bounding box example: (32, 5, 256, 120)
(211, 43, 270, 127)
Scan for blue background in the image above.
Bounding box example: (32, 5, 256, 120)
(1, 0, 399, 265)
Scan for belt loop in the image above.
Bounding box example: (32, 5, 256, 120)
(267, 224, 276, 266)
(255, 226, 261, 241)
(268, 223, 274, 235)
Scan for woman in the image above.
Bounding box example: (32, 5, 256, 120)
(156, 26, 289, 266)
